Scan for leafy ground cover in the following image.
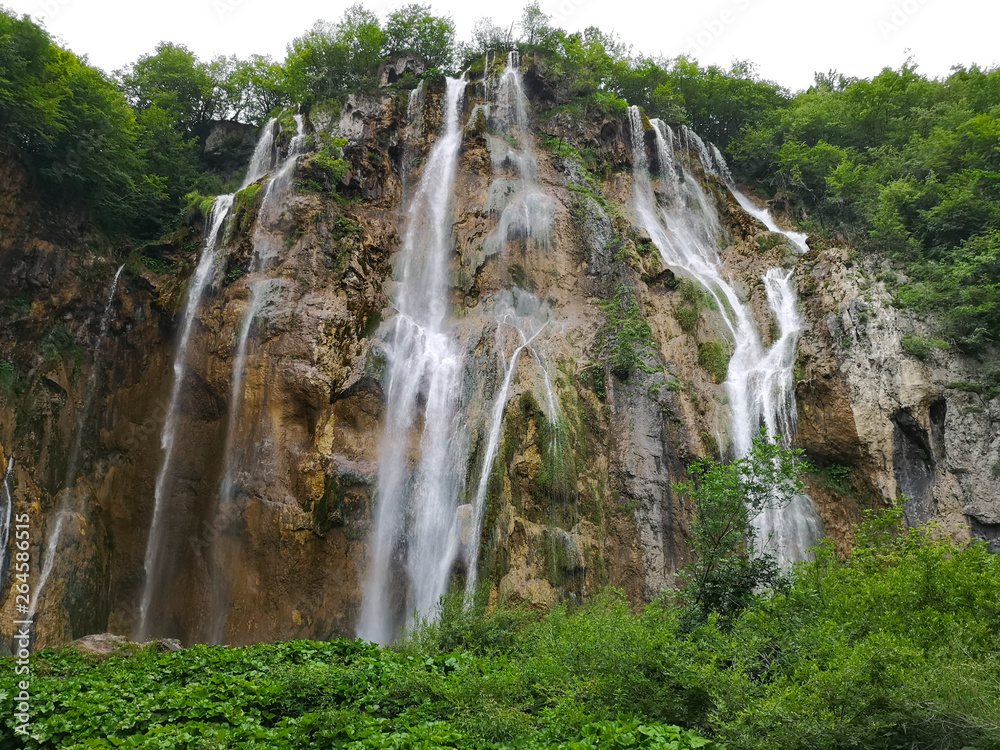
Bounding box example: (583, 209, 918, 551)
(2, 507, 998, 749)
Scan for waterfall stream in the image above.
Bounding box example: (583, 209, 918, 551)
(0, 457, 14, 595)
(209, 114, 308, 643)
(628, 107, 822, 564)
(464, 294, 552, 598)
(138, 194, 234, 639)
(360, 57, 569, 641)
(357, 77, 468, 645)
(483, 52, 553, 256)
(30, 264, 124, 621)
(242, 117, 278, 189)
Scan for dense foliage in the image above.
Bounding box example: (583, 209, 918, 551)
(674, 434, 807, 623)
(0, 11, 152, 233)
(2, 509, 996, 749)
(729, 64, 1000, 352)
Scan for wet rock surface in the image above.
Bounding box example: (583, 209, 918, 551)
(1, 60, 997, 649)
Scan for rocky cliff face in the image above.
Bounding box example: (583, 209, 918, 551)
(793, 246, 1000, 550)
(1, 57, 997, 648)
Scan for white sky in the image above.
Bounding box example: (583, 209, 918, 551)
(5, 0, 999, 92)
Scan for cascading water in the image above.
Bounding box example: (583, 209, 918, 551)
(242, 117, 278, 188)
(460, 54, 564, 598)
(358, 77, 467, 645)
(246, 114, 307, 267)
(30, 264, 124, 620)
(402, 80, 426, 189)
(407, 80, 425, 134)
(483, 52, 553, 255)
(628, 106, 822, 564)
(0, 457, 14, 595)
(463, 290, 556, 598)
(209, 114, 307, 643)
(138, 194, 234, 639)
(218, 114, 307, 509)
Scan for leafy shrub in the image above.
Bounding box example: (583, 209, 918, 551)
(312, 137, 350, 186)
(0, 360, 20, 396)
(697, 341, 730, 383)
(901, 332, 951, 360)
(675, 306, 699, 333)
(598, 285, 655, 379)
(4, 507, 1000, 750)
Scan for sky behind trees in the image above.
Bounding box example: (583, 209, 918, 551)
(4, 0, 999, 91)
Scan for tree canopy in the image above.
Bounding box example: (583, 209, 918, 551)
(3, 1, 1000, 351)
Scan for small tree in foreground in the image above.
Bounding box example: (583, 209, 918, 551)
(674, 430, 809, 623)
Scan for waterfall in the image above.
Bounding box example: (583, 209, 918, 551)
(403, 80, 426, 189)
(407, 80, 425, 133)
(483, 52, 553, 255)
(0, 457, 14, 595)
(208, 114, 307, 644)
(358, 76, 467, 645)
(628, 106, 822, 565)
(242, 117, 278, 188)
(138, 194, 234, 639)
(30, 264, 123, 621)
(219, 114, 307, 507)
(464, 297, 550, 598)
(460, 53, 562, 598)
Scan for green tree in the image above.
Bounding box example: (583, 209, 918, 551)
(225, 54, 290, 124)
(674, 432, 808, 621)
(284, 6, 384, 103)
(117, 42, 218, 131)
(466, 16, 515, 57)
(284, 20, 351, 103)
(517, 2, 551, 48)
(383, 4, 455, 69)
(0, 10, 154, 233)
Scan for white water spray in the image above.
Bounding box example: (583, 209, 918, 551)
(358, 77, 467, 645)
(629, 107, 821, 564)
(30, 264, 124, 620)
(138, 194, 233, 638)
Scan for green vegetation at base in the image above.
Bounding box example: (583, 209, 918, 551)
(674, 433, 807, 624)
(3, 502, 997, 750)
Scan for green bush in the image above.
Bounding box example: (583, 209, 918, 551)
(312, 138, 350, 187)
(0, 360, 20, 396)
(697, 341, 730, 383)
(598, 285, 655, 379)
(675, 306, 699, 333)
(3, 506, 999, 750)
(901, 332, 951, 360)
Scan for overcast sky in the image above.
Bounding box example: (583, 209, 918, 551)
(5, 0, 999, 92)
